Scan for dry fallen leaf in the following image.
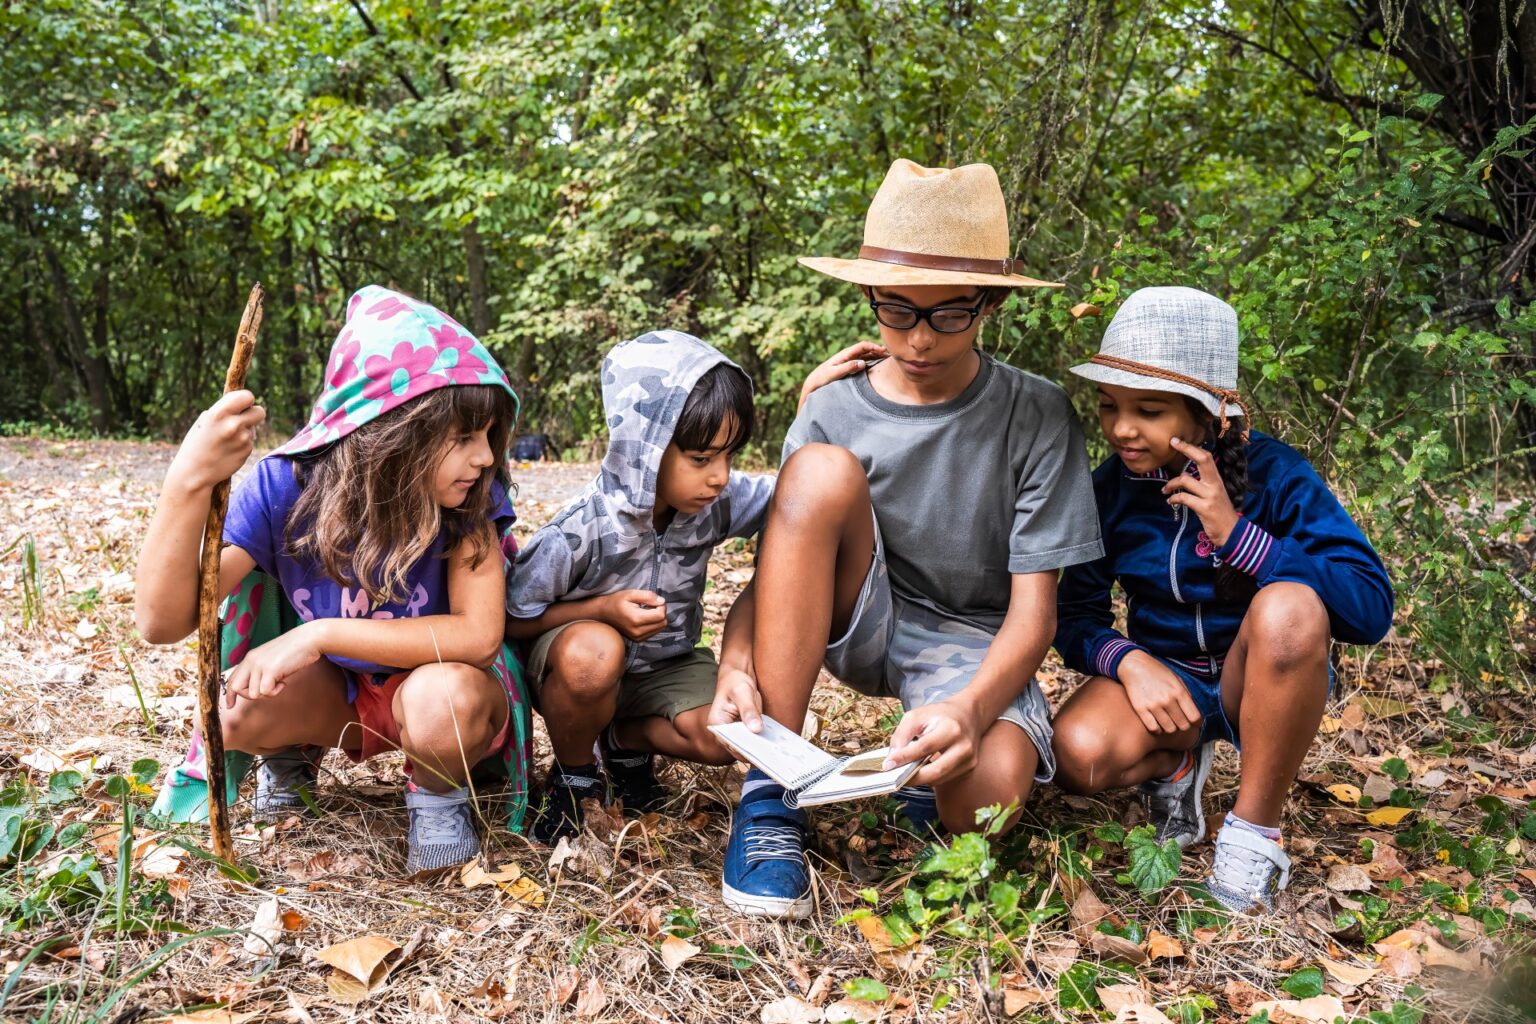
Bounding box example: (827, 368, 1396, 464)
(1096, 983, 1148, 1014)
(242, 897, 283, 956)
(1114, 1005, 1175, 1024)
(660, 934, 702, 972)
(1146, 930, 1184, 960)
(1001, 977, 1052, 1014)
(823, 998, 881, 1023)
(1224, 979, 1267, 1016)
(1089, 931, 1148, 965)
(1031, 933, 1081, 974)
(551, 965, 581, 1005)
(1070, 302, 1102, 319)
(1325, 783, 1362, 805)
(761, 995, 825, 1024)
(1321, 956, 1378, 987)
(138, 843, 188, 880)
(1251, 995, 1347, 1024)
(314, 934, 401, 1003)
(1325, 863, 1374, 893)
(1364, 806, 1414, 826)
(156, 1010, 256, 1024)
(574, 976, 608, 1018)
(1070, 886, 1112, 941)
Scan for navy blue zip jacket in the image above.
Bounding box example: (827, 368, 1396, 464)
(1055, 431, 1394, 681)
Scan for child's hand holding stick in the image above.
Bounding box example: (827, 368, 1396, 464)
(198, 283, 264, 862)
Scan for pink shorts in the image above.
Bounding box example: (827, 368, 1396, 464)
(346, 668, 514, 770)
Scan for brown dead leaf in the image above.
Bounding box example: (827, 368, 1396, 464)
(156, 1011, 256, 1024)
(1321, 956, 1378, 987)
(280, 910, 306, 933)
(1113, 1005, 1175, 1024)
(574, 976, 608, 1018)
(999, 972, 1051, 1013)
(315, 934, 400, 1003)
(1146, 930, 1184, 960)
(1032, 933, 1081, 974)
(138, 843, 187, 880)
(1096, 983, 1148, 1014)
(1070, 302, 1102, 319)
(551, 965, 580, 1005)
(1325, 863, 1374, 893)
(1224, 979, 1267, 1016)
(1367, 842, 1415, 885)
(823, 998, 881, 1023)
(242, 898, 283, 956)
(761, 996, 825, 1024)
(1070, 886, 1112, 941)
(1251, 995, 1347, 1024)
(1090, 931, 1148, 965)
(1374, 927, 1482, 972)
(660, 934, 702, 971)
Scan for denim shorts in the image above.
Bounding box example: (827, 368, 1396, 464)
(1161, 656, 1336, 749)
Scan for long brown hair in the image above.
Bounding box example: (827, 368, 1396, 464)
(286, 384, 517, 604)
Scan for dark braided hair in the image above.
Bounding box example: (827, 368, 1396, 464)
(1184, 398, 1256, 604)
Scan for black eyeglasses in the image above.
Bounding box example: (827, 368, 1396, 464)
(869, 298, 984, 333)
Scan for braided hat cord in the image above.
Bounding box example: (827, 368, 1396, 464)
(1088, 353, 1249, 441)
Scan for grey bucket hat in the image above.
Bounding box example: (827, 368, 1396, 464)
(1070, 286, 1245, 421)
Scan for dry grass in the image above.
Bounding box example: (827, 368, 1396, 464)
(0, 436, 1531, 1024)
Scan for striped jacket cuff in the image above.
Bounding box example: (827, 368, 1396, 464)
(1216, 517, 1278, 577)
(1092, 636, 1143, 680)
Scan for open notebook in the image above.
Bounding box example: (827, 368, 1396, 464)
(708, 716, 922, 808)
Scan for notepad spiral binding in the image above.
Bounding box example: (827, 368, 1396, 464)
(781, 757, 848, 810)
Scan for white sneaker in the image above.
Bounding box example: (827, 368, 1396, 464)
(1204, 823, 1291, 912)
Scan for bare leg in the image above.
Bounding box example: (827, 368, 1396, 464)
(614, 707, 734, 765)
(222, 658, 360, 755)
(393, 662, 510, 794)
(1051, 677, 1199, 794)
(751, 444, 876, 731)
(537, 622, 625, 766)
(934, 721, 1041, 833)
(1220, 582, 1331, 827)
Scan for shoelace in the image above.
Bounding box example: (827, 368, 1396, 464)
(1212, 836, 1287, 896)
(413, 801, 469, 845)
(260, 752, 316, 789)
(744, 824, 803, 864)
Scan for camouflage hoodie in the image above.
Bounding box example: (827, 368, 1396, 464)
(507, 331, 774, 674)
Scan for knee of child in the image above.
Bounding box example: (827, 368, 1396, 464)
(221, 699, 263, 752)
(775, 444, 867, 517)
(547, 624, 625, 696)
(397, 663, 501, 746)
(1050, 719, 1115, 794)
(1246, 582, 1329, 673)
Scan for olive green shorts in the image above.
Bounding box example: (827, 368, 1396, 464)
(526, 621, 718, 722)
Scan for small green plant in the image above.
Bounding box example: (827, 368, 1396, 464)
(18, 536, 44, 629)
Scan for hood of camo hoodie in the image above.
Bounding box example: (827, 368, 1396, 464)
(507, 330, 775, 674)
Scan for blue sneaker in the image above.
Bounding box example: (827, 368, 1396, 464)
(722, 779, 813, 920)
(893, 785, 943, 837)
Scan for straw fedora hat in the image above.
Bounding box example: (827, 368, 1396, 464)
(799, 159, 1061, 289)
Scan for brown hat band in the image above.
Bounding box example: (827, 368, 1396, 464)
(859, 245, 1029, 279)
(1089, 353, 1249, 440)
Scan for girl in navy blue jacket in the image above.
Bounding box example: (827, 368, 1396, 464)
(1053, 286, 1394, 912)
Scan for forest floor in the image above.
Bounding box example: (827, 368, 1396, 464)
(0, 435, 1532, 1024)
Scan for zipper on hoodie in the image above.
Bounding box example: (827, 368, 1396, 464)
(1194, 603, 1208, 653)
(1168, 506, 1187, 603)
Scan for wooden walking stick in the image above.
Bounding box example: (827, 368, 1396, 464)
(198, 283, 264, 862)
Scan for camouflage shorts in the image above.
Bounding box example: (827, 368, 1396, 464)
(824, 516, 1057, 784)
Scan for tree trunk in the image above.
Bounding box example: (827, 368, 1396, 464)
(461, 221, 493, 337)
(42, 246, 113, 432)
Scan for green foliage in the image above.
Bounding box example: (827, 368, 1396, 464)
(1281, 965, 1325, 999)
(1, 0, 1530, 680)
(1123, 825, 1182, 897)
(0, 760, 166, 933)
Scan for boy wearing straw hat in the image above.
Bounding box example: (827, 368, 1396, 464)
(708, 159, 1103, 920)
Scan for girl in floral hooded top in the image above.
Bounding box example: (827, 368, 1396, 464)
(135, 286, 525, 872)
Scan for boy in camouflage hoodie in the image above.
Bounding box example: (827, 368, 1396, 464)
(508, 331, 774, 843)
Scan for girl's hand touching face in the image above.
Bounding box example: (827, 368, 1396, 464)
(1161, 437, 1239, 547)
(169, 390, 265, 493)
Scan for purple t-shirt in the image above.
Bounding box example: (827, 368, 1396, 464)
(223, 455, 515, 682)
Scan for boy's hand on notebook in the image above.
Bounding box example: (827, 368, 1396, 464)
(1118, 650, 1202, 735)
(601, 590, 668, 640)
(708, 665, 764, 733)
(882, 699, 983, 785)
